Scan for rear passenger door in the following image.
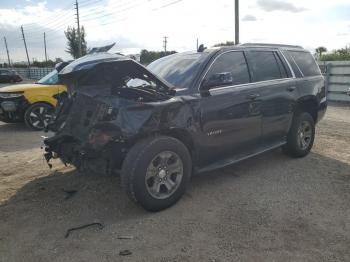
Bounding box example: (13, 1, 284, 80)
(197, 51, 262, 166)
(245, 50, 297, 146)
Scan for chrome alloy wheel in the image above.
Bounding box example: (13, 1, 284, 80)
(297, 121, 312, 150)
(145, 151, 184, 199)
(28, 105, 52, 129)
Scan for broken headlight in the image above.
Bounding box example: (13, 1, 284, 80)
(88, 129, 113, 148)
(87, 124, 123, 149)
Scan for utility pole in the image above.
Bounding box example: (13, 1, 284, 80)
(196, 38, 199, 51)
(44, 32, 48, 63)
(75, 0, 82, 57)
(3, 37, 11, 67)
(21, 26, 31, 68)
(163, 36, 168, 55)
(235, 0, 239, 45)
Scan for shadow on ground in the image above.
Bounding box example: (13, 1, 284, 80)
(0, 150, 349, 261)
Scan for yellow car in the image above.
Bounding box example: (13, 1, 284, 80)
(0, 67, 67, 130)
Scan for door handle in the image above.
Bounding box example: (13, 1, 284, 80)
(286, 86, 296, 92)
(246, 93, 260, 100)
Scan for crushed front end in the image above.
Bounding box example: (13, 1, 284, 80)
(43, 53, 174, 173)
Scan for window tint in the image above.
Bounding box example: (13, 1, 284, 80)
(274, 52, 290, 78)
(282, 51, 303, 78)
(288, 51, 320, 77)
(37, 70, 59, 85)
(205, 51, 250, 87)
(148, 52, 210, 88)
(248, 51, 283, 82)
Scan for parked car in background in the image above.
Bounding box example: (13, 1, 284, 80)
(0, 69, 22, 83)
(0, 62, 68, 130)
(44, 44, 327, 211)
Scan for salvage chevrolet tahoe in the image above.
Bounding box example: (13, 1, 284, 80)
(44, 44, 327, 211)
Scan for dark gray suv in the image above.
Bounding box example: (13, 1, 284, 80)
(44, 44, 327, 211)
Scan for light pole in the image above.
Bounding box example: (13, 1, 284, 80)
(235, 0, 239, 45)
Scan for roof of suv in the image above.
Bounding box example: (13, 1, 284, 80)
(200, 43, 306, 55)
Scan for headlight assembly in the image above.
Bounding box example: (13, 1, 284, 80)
(0, 92, 24, 99)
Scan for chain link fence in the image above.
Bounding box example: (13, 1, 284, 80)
(12, 67, 54, 80)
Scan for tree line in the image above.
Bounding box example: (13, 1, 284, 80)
(316, 46, 350, 61)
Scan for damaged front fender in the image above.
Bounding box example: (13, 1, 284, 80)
(43, 53, 199, 172)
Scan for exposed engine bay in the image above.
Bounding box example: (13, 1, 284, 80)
(44, 54, 180, 173)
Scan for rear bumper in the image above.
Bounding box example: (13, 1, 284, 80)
(317, 97, 327, 123)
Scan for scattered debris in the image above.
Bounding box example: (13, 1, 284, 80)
(62, 189, 78, 200)
(119, 250, 132, 256)
(64, 222, 104, 238)
(117, 235, 133, 240)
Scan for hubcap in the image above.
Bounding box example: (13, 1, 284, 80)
(297, 121, 312, 150)
(29, 106, 53, 129)
(145, 151, 184, 200)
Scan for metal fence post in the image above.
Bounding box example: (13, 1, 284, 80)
(325, 63, 331, 99)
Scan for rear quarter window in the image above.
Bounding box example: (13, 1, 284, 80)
(287, 51, 321, 77)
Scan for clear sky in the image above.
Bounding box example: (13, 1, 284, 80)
(0, 0, 349, 63)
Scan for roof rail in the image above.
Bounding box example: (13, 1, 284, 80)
(240, 43, 303, 49)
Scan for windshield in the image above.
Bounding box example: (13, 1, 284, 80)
(147, 52, 210, 88)
(37, 70, 59, 85)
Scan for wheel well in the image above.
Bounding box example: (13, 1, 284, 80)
(24, 101, 54, 112)
(160, 129, 194, 155)
(126, 129, 194, 157)
(296, 99, 318, 122)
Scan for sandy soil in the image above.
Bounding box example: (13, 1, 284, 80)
(0, 104, 349, 262)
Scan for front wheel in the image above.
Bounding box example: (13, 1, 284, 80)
(24, 102, 54, 131)
(121, 136, 192, 212)
(283, 112, 315, 157)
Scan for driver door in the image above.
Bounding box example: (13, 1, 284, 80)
(196, 51, 262, 166)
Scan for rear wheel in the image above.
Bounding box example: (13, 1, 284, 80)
(121, 136, 192, 212)
(24, 102, 54, 131)
(283, 112, 315, 157)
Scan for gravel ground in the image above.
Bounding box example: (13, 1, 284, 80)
(0, 104, 349, 262)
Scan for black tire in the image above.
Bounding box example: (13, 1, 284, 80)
(121, 136, 192, 212)
(24, 102, 54, 131)
(283, 112, 315, 158)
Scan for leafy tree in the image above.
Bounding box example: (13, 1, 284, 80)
(140, 49, 177, 65)
(64, 26, 87, 59)
(315, 46, 327, 58)
(213, 41, 235, 47)
(320, 46, 350, 61)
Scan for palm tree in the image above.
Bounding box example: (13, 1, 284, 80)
(315, 46, 327, 58)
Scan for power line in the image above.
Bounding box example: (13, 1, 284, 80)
(22, 1, 75, 27)
(80, 0, 135, 18)
(81, 0, 145, 21)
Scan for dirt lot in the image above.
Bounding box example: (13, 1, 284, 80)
(0, 104, 349, 262)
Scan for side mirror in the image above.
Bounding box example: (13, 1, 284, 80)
(201, 72, 233, 90)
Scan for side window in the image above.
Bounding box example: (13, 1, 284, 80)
(288, 51, 321, 77)
(204, 51, 250, 88)
(282, 51, 303, 78)
(247, 51, 283, 82)
(274, 52, 290, 78)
